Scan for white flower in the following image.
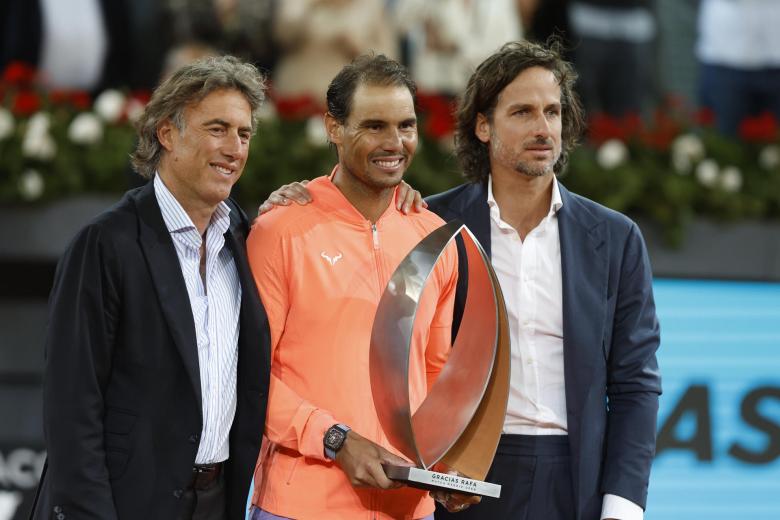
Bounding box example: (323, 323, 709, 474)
(305, 115, 328, 146)
(672, 153, 691, 175)
(22, 113, 56, 160)
(720, 166, 743, 192)
(0, 108, 14, 140)
(26, 112, 51, 138)
(18, 169, 45, 200)
(671, 134, 705, 174)
(596, 139, 628, 170)
(695, 159, 719, 187)
(672, 133, 705, 161)
(758, 144, 780, 171)
(94, 89, 126, 123)
(125, 98, 146, 124)
(68, 113, 104, 144)
(256, 101, 277, 122)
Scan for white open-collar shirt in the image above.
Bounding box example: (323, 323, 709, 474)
(487, 175, 643, 519)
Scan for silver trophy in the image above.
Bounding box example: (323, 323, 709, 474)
(369, 220, 511, 498)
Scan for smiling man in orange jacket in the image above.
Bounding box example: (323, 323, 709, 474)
(246, 54, 462, 519)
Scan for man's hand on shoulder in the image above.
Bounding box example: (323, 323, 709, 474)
(334, 430, 409, 490)
(257, 180, 312, 215)
(256, 179, 426, 216)
(395, 181, 427, 214)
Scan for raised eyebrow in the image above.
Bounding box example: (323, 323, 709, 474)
(400, 117, 418, 126)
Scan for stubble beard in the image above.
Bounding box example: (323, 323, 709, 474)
(515, 158, 556, 178)
(491, 133, 559, 179)
(342, 161, 403, 195)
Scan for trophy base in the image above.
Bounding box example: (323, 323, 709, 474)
(382, 464, 501, 498)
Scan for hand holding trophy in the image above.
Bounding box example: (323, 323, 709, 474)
(370, 220, 511, 505)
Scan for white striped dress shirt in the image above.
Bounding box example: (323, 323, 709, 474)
(154, 174, 241, 464)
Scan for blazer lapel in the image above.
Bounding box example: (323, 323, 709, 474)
(133, 183, 202, 409)
(224, 223, 271, 389)
(454, 182, 492, 258)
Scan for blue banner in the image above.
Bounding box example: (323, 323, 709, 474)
(648, 279, 780, 519)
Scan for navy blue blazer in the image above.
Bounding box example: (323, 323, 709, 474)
(426, 181, 661, 520)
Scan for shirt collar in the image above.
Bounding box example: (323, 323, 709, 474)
(153, 173, 232, 241)
(486, 174, 563, 220)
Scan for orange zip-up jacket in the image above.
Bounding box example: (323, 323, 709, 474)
(246, 173, 457, 520)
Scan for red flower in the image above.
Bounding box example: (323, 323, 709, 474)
(621, 113, 643, 138)
(12, 91, 41, 116)
(2, 61, 37, 86)
(695, 107, 715, 127)
(639, 109, 679, 150)
(588, 113, 625, 144)
(70, 91, 91, 110)
(129, 90, 152, 105)
(417, 92, 455, 139)
(738, 112, 778, 143)
(273, 93, 322, 120)
(49, 90, 72, 105)
(48, 89, 92, 109)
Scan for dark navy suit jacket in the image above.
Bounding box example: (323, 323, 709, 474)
(426, 180, 661, 520)
(30, 182, 271, 519)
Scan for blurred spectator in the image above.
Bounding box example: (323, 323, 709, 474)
(525, 0, 570, 43)
(163, 0, 278, 73)
(697, 0, 780, 136)
(568, 0, 657, 117)
(394, 0, 523, 95)
(0, 0, 167, 92)
(270, 0, 396, 106)
(656, 0, 698, 105)
(161, 42, 219, 80)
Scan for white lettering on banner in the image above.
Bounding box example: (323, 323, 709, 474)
(0, 491, 22, 520)
(0, 449, 46, 489)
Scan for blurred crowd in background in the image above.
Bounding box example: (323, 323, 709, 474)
(2, 0, 779, 139)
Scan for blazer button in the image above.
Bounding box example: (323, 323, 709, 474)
(189, 433, 199, 444)
(173, 489, 184, 499)
(56, 514, 65, 520)
(53, 506, 63, 513)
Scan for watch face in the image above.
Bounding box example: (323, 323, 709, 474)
(325, 427, 346, 450)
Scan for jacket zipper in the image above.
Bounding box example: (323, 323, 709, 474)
(371, 223, 381, 519)
(372, 223, 380, 250)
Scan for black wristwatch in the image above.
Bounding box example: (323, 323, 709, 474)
(324, 423, 351, 460)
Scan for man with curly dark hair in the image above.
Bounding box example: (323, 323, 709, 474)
(427, 39, 661, 520)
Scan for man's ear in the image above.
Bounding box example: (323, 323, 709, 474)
(324, 112, 343, 145)
(475, 113, 491, 144)
(157, 119, 176, 152)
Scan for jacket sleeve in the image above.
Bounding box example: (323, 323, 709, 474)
(42, 224, 120, 519)
(246, 222, 336, 462)
(601, 222, 662, 509)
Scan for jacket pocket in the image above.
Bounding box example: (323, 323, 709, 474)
(105, 446, 129, 481)
(104, 407, 137, 434)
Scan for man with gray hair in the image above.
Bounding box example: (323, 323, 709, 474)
(29, 55, 271, 520)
